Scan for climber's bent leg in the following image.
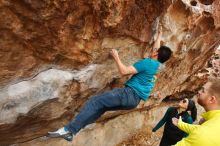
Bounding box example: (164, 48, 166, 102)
(65, 86, 140, 134)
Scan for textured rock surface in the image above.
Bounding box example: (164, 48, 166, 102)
(13, 101, 206, 146)
(0, 0, 220, 145)
(17, 103, 175, 146)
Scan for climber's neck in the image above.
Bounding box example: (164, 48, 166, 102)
(150, 54, 158, 60)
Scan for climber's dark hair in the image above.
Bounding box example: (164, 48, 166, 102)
(157, 46, 172, 63)
(186, 99, 197, 122)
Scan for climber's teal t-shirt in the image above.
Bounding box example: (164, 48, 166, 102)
(125, 58, 161, 101)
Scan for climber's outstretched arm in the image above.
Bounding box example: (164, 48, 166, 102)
(143, 26, 162, 58)
(111, 49, 138, 76)
(152, 26, 162, 52)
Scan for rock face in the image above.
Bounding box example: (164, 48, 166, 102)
(0, 0, 220, 145)
(18, 103, 173, 146)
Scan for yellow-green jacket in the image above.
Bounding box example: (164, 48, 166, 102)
(175, 110, 220, 146)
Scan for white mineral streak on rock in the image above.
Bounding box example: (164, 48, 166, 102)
(0, 65, 99, 124)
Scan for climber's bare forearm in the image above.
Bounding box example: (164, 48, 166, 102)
(111, 49, 137, 76)
(152, 31, 162, 51)
(113, 57, 137, 76)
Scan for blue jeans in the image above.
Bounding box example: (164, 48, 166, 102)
(65, 87, 141, 134)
